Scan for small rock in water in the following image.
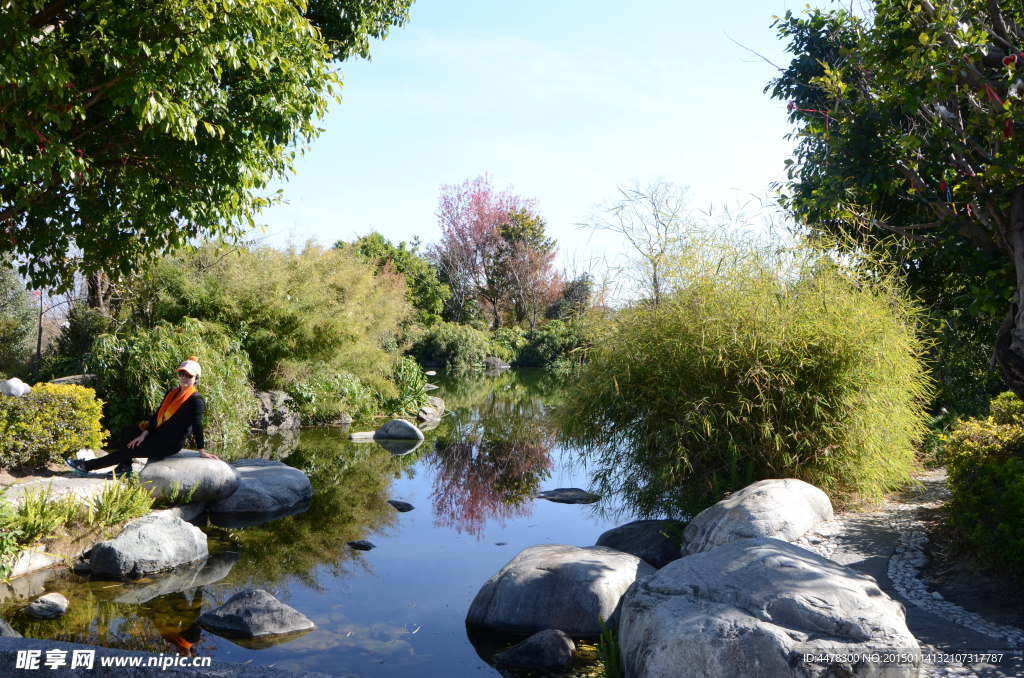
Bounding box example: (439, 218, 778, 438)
(24, 593, 69, 620)
(388, 500, 415, 513)
(348, 540, 376, 551)
(495, 542, 508, 546)
(493, 629, 576, 671)
(536, 488, 601, 504)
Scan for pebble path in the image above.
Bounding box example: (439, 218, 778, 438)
(794, 470, 1023, 677)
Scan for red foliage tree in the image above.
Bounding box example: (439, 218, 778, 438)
(430, 175, 560, 328)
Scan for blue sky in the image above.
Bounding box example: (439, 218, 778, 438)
(258, 0, 826, 266)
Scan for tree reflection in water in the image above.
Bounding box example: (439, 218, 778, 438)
(426, 373, 556, 537)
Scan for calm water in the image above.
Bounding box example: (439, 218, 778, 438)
(1, 369, 630, 677)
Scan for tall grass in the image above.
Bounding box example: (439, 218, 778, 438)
(1, 479, 154, 565)
(14, 485, 82, 544)
(89, 477, 154, 525)
(558, 235, 932, 515)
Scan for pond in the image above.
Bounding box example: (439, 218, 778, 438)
(1, 369, 639, 677)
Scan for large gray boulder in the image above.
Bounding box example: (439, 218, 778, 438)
(493, 629, 576, 671)
(619, 538, 920, 678)
(596, 519, 686, 568)
(139, 450, 241, 504)
(199, 589, 315, 638)
(0, 377, 30, 397)
(250, 390, 301, 434)
(466, 544, 655, 636)
(23, 593, 68, 620)
(208, 459, 312, 528)
(684, 478, 833, 556)
(0, 619, 18, 637)
(374, 418, 424, 440)
(89, 513, 208, 577)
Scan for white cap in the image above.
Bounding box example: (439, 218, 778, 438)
(177, 356, 201, 378)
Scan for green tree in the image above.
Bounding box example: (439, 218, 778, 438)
(340, 232, 450, 326)
(767, 2, 1024, 401)
(0, 0, 412, 289)
(0, 261, 35, 374)
(497, 208, 562, 329)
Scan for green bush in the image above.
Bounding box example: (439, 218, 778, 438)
(122, 242, 413, 391)
(0, 383, 107, 469)
(988, 390, 1024, 426)
(384, 355, 428, 414)
(86, 318, 256, 445)
(39, 305, 115, 379)
(409, 321, 493, 370)
(491, 326, 527, 363)
(517, 320, 588, 369)
(944, 392, 1024, 567)
(287, 369, 378, 425)
(558, 241, 932, 516)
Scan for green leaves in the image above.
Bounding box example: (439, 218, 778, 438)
(0, 0, 411, 290)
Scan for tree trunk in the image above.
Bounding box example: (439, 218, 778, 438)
(86, 270, 112, 314)
(995, 187, 1024, 397)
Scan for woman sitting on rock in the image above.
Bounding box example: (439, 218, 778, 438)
(65, 356, 219, 478)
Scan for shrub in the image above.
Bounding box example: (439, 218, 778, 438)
(40, 305, 115, 378)
(491, 326, 527, 363)
(384, 355, 428, 414)
(287, 369, 377, 425)
(0, 383, 107, 469)
(86, 318, 257, 445)
(516, 320, 588, 368)
(944, 392, 1024, 567)
(558, 240, 932, 516)
(122, 242, 413, 391)
(409, 321, 493, 370)
(0, 487, 22, 580)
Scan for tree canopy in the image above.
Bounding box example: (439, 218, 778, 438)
(0, 0, 412, 289)
(768, 1, 1024, 398)
(430, 175, 561, 329)
(341, 231, 450, 326)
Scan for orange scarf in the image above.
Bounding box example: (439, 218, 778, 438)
(139, 386, 196, 430)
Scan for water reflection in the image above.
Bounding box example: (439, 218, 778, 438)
(425, 371, 556, 538)
(218, 431, 403, 591)
(1, 369, 622, 678)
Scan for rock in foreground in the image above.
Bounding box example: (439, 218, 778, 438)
(139, 450, 241, 503)
(619, 538, 920, 678)
(89, 513, 208, 577)
(466, 544, 655, 636)
(374, 418, 424, 440)
(684, 478, 833, 555)
(199, 589, 315, 638)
